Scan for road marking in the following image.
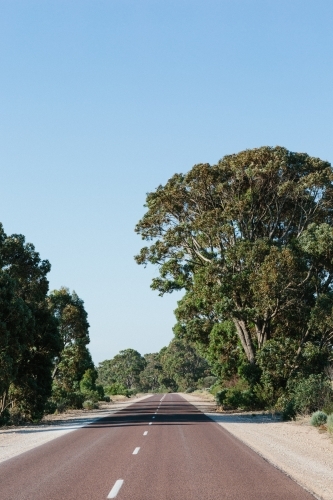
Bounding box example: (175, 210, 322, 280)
(149, 422, 152, 425)
(152, 416, 155, 419)
(107, 479, 124, 498)
(133, 447, 140, 455)
(143, 431, 148, 435)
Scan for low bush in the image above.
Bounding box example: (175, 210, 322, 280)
(215, 389, 227, 406)
(288, 375, 333, 416)
(310, 411, 327, 427)
(104, 383, 132, 397)
(280, 399, 297, 421)
(215, 386, 260, 410)
(327, 414, 333, 434)
(323, 401, 333, 415)
(83, 400, 99, 410)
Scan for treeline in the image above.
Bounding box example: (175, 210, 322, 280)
(0, 224, 101, 425)
(97, 338, 214, 396)
(135, 146, 333, 418)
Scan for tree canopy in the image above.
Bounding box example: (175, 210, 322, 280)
(135, 146, 333, 400)
(0, 223, 97, 424)
(0, 226, 60, 421)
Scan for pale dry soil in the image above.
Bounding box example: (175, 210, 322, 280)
(181, 391, 333, 500)
(0, 394, 150, 464)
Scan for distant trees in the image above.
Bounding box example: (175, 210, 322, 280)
(135, 146, 333, 409)
(97, 349, 146, 395)
(159, 339, 210, 392)
(97, 339, 211, 395)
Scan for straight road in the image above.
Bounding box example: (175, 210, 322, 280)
(0, 394, 314, 499)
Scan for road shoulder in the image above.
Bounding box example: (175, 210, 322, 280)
(180, 392, 333, 500)
(0, 394, 151, 464)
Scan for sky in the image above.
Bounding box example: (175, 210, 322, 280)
(1, 1, 332, 364)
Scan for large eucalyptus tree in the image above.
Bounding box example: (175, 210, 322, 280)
(135, 147, 333, 377)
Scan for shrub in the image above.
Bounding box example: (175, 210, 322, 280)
(323, 401, 333, 415)
(83, 400, 98, 410)
(185, 387, 196, 393)
(288, 375, 333, 415)
(215, 389, 227, 405)
(310, 411, 327, 427)
(104, 383, 130, 396)
(215, 387, 260, 410)
(327, 414, 333, 434)
(197, 376, 217, 389)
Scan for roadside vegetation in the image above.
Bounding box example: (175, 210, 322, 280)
(97, 339, 212, 396)
(135, 146, 333, 421)
(0, 225, 102, 425)
(2, 146, 333, 426)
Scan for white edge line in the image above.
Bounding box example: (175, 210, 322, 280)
(107, 479, 124, 498)
(133, 447, 140, 455)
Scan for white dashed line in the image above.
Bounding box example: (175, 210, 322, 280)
(143, 431, 148, 436)
(149, 422, 152, 425)
(133, 447, 140, 455)
(107, 479, 124, 498)
(152, 416, 155, 419)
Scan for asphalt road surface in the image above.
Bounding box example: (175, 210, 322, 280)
(0, 393, 315, 499)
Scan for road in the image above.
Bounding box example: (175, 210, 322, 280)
(0, 393, 314, 499)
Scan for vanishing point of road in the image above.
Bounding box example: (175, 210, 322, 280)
(0, 394, 315, 499)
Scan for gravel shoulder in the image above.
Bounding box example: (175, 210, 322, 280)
(181, 392, 333, 500)
(0, 394, 151, 464)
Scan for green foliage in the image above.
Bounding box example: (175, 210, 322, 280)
(47, 288, 94, 412)
(327, 414, 333, 434)
(310, 411, 327, 427)
(197, 376, 217, 389)
(280, 398, 297, 421)
(135, 146, 333, 406)
(279, 375, 333, 420)
(79, 368, 103, 403)
(83, 400, 98, 410)
(104, 383, 131, 397)
(98, 338, 211, 395)
(97, 349, 146, 391)
(238, 362, 262, 387)
(289, 375, 333, 415)
(159, 338, 211, 392)
(214, 379, 261, 411)
(139, 353, 163, 392)
(0, 225, 61, 422)
(323, 401, 333, 415)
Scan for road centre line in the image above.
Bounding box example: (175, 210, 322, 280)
(143, 431, 148, 435)
(152, 416, 155, 419)
(107, 479, 124, 499)
(133, 447, 140, 455)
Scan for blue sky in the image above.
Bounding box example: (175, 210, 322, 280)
(1, 1, 332, 363)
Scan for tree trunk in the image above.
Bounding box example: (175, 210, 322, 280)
(232, 317, 256, 363)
